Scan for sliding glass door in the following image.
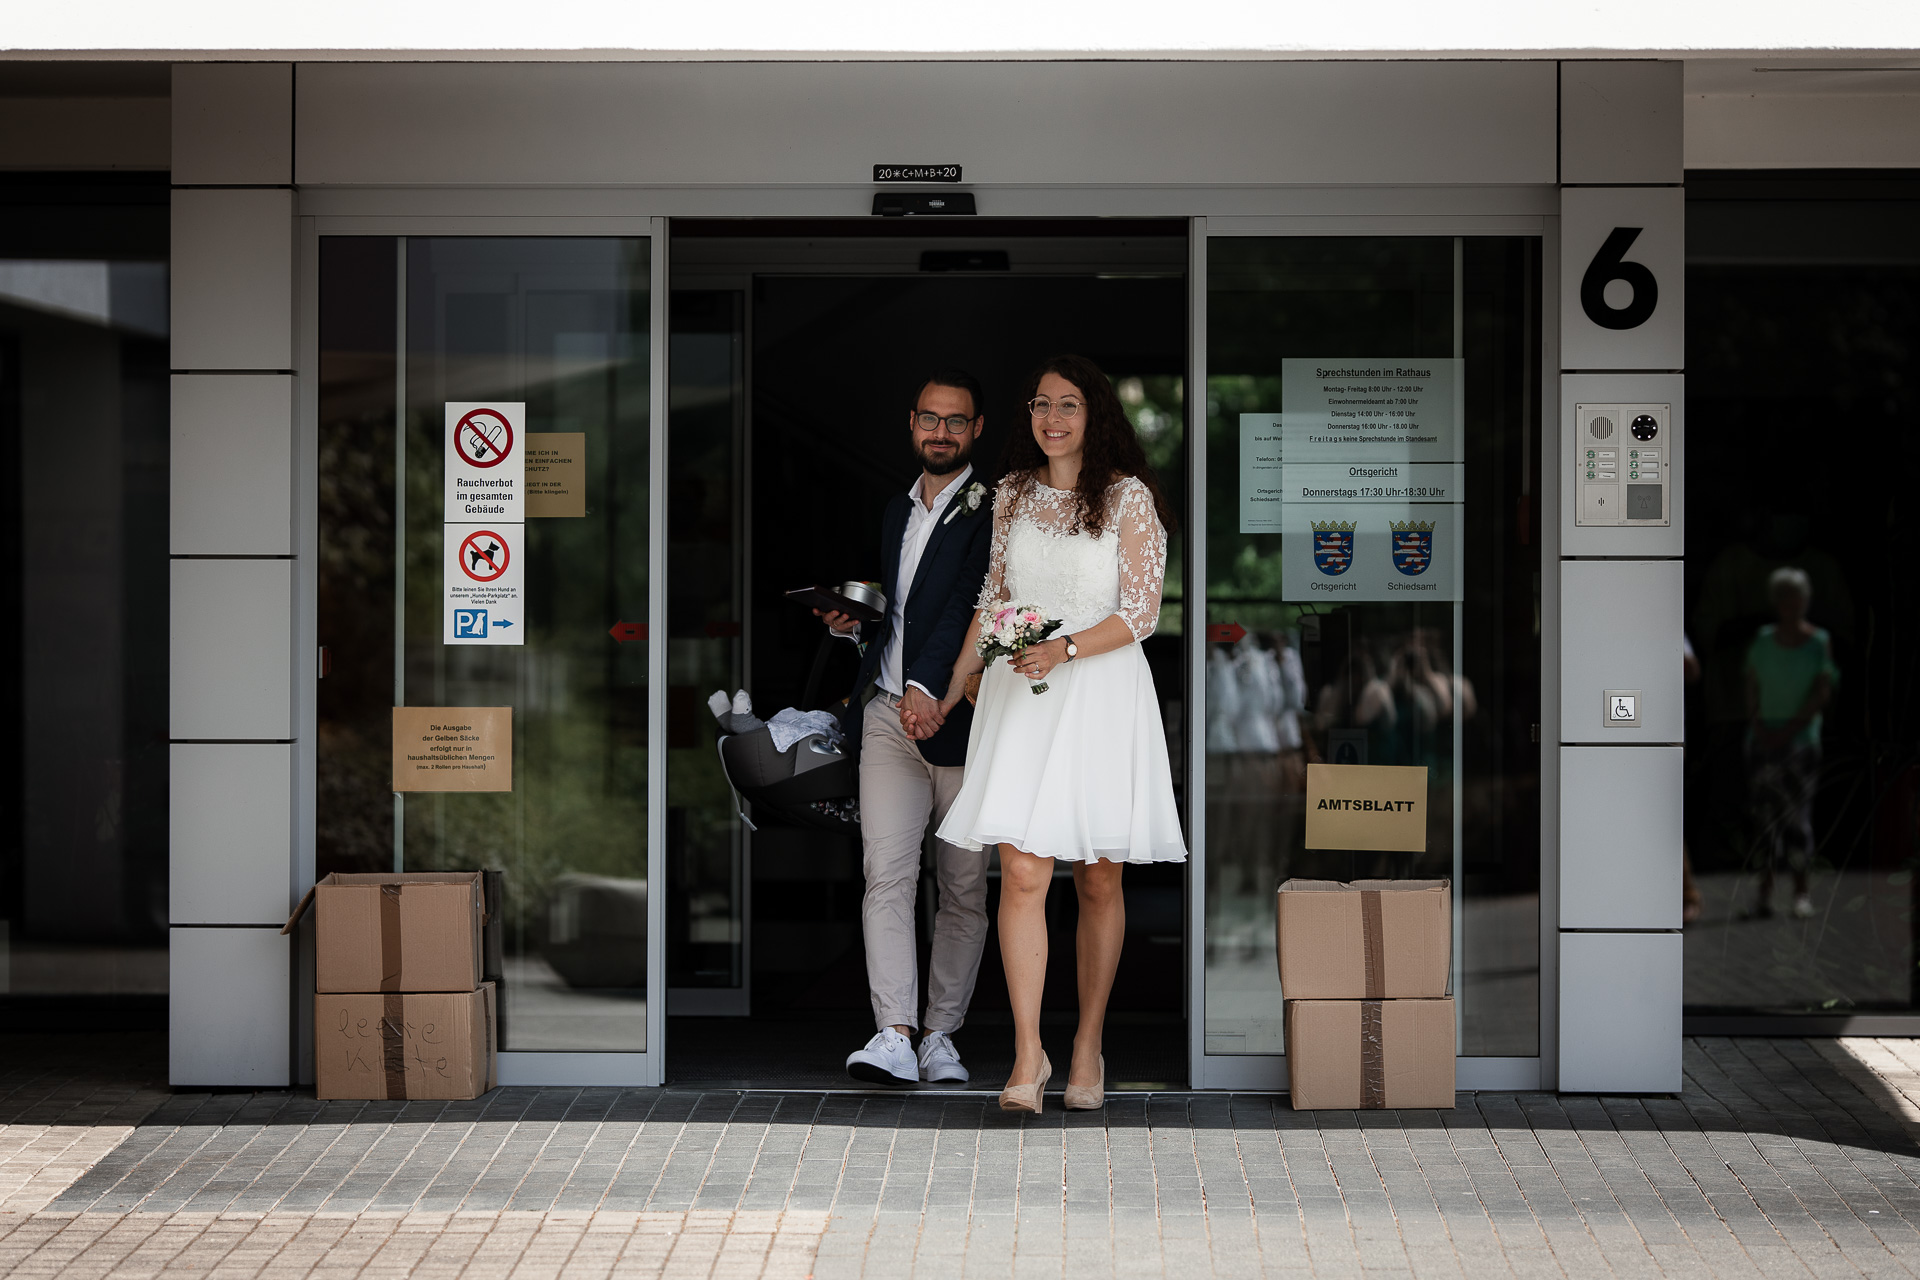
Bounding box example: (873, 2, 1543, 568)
(1190, 226, 1544, 1088)
(315, 226, 667, 1084)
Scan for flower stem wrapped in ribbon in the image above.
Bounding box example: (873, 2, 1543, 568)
(976, 603, 1064, 695)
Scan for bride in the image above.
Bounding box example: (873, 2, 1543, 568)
(929, 354, 1188, 1114)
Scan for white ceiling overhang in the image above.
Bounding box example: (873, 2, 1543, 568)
(3, 0, 1919, 60)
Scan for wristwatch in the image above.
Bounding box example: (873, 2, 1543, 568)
(1062, 635, 1078, 661)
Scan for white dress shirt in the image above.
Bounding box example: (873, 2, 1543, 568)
(877, 464, 973, 698)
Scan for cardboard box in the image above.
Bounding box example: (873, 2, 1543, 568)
(1285, 997, 1455, 1110)
(315, 983, 497, 1101)
(1276, 878, 1450, 999)
(285, 872, 485, 994)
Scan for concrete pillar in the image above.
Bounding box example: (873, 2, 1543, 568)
(168, 63, 298, 1087)
(1554, 61, 1687, 1092)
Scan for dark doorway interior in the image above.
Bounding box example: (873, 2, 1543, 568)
(0, 175, 170, 1028)
(1683, 172, 1920, 1022)
(666, 219, 1191, 1086)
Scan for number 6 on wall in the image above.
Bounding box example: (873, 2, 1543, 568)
(1560, 187, 1684, 372)
(1580, 227, 1658, 331)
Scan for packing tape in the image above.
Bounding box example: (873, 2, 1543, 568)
(381, 994, 408, 1099)
(379, 883, 403, 991)
(483, 985, 497, 1092)
(1360, 999, 1386, 1110)
(1361, 889, 1385, 999)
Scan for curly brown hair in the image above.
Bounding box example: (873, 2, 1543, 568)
(999, 353, 1177, 538)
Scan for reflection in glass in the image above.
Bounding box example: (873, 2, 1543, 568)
(319, 237, 652, 1052)
(0, 216, 170, 1003)
(1684, 185, 1920, 1015)
(1202, 237, 1541, 1058)
(666, 289, 747, 996)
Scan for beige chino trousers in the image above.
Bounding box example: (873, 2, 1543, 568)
(859, 692, 990, 1034)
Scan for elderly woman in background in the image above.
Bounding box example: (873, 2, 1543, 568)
(1744, 566, 1838, 920)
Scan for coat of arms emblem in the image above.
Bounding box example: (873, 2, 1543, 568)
(1311, 520, 1356, 576)
(1390, 519, 1435, 576)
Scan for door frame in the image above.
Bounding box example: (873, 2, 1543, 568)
(297, 214, 670, 1088)
(299, 192, 1558, 1091)
(1186, 213, 1555, 1093)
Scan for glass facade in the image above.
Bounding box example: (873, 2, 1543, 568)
(14, 68, 1914, 1086)
(0, 176, 170, 1018)
(1684, 174, 1920, 1020)
(318, 236, 653, 1051)
(313, 223, 1556, 1077)
(1201, 236, 1543, 1058)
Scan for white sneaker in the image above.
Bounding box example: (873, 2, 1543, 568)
(918, 1030, 970, 1084)
(846, 1029, 918, 1086)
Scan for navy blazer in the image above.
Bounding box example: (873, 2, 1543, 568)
(840, 479, 994, 768)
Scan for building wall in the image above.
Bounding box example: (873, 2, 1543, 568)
(167, 64, 298, 1086)
(1555, 62, 1686, 1092)
(292, 60, 1557, 189)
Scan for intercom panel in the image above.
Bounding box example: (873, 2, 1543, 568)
(1576, 402, 1668, 527)
(1560, 374, 1682, 558)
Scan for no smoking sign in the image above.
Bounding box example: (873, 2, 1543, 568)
(445, 402, 524, 523)
(454, 408, 515, 469)
(444, 523, 523, 645)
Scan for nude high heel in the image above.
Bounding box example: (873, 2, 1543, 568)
(998, 1053, 1052, 1114)
(1063, 1055, 1105, 1111)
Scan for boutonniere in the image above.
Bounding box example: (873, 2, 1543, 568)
(942, 481, 990, 526)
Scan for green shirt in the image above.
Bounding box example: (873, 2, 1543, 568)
(1746, 624, 1838, 748)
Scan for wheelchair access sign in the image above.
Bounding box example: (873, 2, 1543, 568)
(444, 524, 523, 645)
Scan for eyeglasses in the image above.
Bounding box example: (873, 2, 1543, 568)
(915, 413, 976, 434)
(1027, 397, 1083, 421)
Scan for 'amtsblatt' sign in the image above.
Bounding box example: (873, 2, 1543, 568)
(444, 403, 525, 645)
(1304, 763, 1429, 852)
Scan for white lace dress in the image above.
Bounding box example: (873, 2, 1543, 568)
(936, 477, 1189, 864)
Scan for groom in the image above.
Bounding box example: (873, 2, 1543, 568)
(819, 369, 995, 1086)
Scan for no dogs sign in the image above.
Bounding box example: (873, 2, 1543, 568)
(444, 524, 523, 644)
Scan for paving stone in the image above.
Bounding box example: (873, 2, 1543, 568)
(14, 1036, 1920, 1276)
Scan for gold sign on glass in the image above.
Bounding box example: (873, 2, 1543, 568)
(525, 433, 586, 518)
(392, 707, 513, 792)
(1304, 763, 1428, 852)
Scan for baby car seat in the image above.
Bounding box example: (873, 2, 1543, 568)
(713, 633, 861, 837)
(717, 724, 859, 836)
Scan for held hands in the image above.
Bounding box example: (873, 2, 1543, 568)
(899, 686, 947, 741)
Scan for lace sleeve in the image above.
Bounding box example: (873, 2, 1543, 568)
(1113, 479, 1167, 641)
(974, 484, 1014, 612)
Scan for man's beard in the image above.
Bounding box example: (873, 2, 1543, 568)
(917, 438, 972, 476)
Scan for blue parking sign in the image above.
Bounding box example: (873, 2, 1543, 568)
(453, 609, 489, 638)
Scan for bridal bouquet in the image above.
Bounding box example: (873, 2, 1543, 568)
(977, 603, 1064, 695)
